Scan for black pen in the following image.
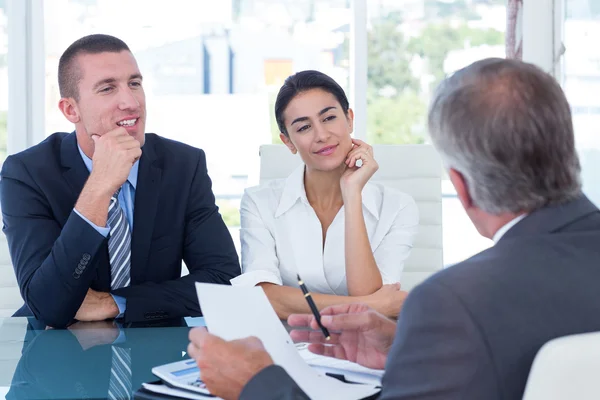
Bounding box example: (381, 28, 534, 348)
(297, 274, 331, 341)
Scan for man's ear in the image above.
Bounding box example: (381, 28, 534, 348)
(58, 98, 80, 124)
(280, 133, 297, 154)
(449, 168, 474, 210)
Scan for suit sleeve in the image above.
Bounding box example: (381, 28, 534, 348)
(0, 155, 108, 328)
(240, 365, 310, 400)
(379, 280, 499, 400)
(112, 150, 240, 321)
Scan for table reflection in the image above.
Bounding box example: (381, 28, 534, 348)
(4, 318, 193, 400)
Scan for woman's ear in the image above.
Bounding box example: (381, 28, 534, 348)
(58, 98, 80, 124)
(347, 108, 354, 134)
(280, 133, 297, 154)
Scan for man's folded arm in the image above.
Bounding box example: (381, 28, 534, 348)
(0, 157, 107, 328)
(111, 205, 240, 322)
(111, 266, 236, 322)
(112, 149, 240, 322)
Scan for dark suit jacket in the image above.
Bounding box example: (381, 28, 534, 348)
(241, 195, 600, 399)
(0, 132, 240, 328)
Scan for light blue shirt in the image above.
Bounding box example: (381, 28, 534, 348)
(74, 144, 139, 319)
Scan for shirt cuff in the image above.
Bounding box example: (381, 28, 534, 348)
(74, 208, 110, 237)
(230, 270, 283, 287)
(111, 294, 127, 319)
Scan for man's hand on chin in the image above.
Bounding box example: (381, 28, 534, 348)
(75, 289, 120, 322)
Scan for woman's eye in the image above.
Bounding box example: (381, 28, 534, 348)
(324, 115, 336, 122)
(298, 125, 310, 132)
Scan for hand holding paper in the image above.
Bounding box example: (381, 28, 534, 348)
(192, 282, 381, 400)
(187, 327, 274, 400)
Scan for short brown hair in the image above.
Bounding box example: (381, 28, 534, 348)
(58, 34, 131, 101)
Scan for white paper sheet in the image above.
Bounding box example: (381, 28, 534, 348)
(195, 283, 381, 400)
(300, 348, 384, 386)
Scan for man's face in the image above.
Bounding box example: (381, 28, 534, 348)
(71, 50, 146, 146)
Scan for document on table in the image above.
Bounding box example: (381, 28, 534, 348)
(195, 283, 381, 400)
(300, 347, 384, 386)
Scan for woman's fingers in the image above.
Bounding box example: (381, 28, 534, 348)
(346, 147, 373, 168)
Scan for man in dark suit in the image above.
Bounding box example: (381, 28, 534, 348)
(0, 34, 240, 328)
(186, 58, 600, 399)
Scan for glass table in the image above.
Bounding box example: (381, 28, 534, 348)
(0, 317, 207, 400)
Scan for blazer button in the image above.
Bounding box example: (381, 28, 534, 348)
(72, 271, 81, 279)
(82, 253, 91, 261)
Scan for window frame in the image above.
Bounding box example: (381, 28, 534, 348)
(6, 0, 45, 156)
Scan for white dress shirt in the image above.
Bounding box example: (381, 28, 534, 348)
(230, 165, 419, 295)
(492, 214, 528, 243)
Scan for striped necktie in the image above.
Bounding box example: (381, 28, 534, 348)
(108, 189, 131, 289)
(108, 346, 132, 400)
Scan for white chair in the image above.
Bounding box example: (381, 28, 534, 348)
(259, 144, 443, 290)
(522, 332, 600, 400)
(0, 234, 20, 317)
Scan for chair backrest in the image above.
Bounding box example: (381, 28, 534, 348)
(259, 144, 443, 290)
(0, 234, 20, 317)
(522, 331, 600, 400)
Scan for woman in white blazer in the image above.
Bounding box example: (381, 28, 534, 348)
(231, 71, 419, 319)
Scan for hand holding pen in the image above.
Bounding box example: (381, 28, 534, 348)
(297, 274, 331, 341)
(287, 303, 397, 370)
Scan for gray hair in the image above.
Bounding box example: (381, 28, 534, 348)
(428, 58, 581, 214)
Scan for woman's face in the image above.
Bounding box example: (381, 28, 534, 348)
(280, 88, 354, 172)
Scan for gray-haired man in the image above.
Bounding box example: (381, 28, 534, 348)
(186, 58, 600, 400)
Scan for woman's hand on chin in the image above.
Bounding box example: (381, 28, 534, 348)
(340, 139, 378, 199)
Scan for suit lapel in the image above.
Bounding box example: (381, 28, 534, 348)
(60, 132, 89, 205)
(131, 135, 163, 284)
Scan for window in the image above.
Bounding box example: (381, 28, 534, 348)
(43, 0, 351, 238)
(365, 1, 507, 265)
(563, 0, 600, 207)
(38, 1, 515, 264)
(0, 1, 7, 165)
